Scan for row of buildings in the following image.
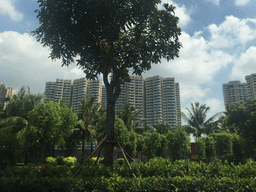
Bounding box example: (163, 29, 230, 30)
(44, 76, 182, 128)
(222, 73, 256, 110)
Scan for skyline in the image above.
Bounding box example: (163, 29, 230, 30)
(1, 0, 256, 121)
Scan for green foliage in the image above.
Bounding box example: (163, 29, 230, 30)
(154, 120, 173, 135)
(116, 103, 143, 131)
(181, 102, 223, 137)
(45, 157, 57, 165)
(26, 101, 78, 160)
(63, 156, 77, 166)
(0, 129, 22, 169)
(211, 131, 233, 157)
(144, 132, 166, 160)
(95, 113, 137, 158)
(204, 136, 215, 162)
(195, 137, 206, 161)
(166, 130, 191, 161)
(2, 158, 256, 191)
(225, 99, 256, 156)
(56, 156, 65, 165)
(136, 134, 145, 152)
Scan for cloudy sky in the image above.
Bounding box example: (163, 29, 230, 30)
(1, 0, 256, 122)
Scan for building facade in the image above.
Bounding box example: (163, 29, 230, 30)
(0, 84, 14, 109)
(144, 76, 181, 128)
(45, 78, 102, 114)
(45, 75, 181, 129)
(222, 81, 248, 110)
(245, 73, 256, 100)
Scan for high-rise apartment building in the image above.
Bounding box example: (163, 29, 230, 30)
(45, 75, 181, 129)
(115, 76, 145, 128)
(222, 81, 248, 110)
(0, 84, 14, 109)
(45, 78, 103, 114)
(71, 78, 88, 114)
(245, 73, 256, 100)
(44, 79, 73, 106)
(145, 76, 181, 128)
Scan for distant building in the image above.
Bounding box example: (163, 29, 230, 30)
(245, 73, 256, 100)
(0, 84, 14, 109)
(144, 76, 181, 128)
(44, 78, 103, 114)
(222, 81, 248, 110)
(44, 79, 73, 106)
(45, 75, 181, 129)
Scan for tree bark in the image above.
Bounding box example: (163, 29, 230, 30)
(104, 99, 116, 173)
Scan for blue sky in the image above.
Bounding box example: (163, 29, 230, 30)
(1, 0, 256, 125)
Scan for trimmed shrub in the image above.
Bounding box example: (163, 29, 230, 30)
(63, 156, 77, 166)
(45, 157, 57, 165)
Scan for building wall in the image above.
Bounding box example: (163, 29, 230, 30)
(245, 73, 256, 100)
(222, 81, 248, 110)
(0, 84, 14, 109)
(45, 75, 181, 129)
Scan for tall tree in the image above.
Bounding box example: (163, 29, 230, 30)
(225, 99, 256, 157)
(181, 102, 223, 137)
(32, 0, 182, 169)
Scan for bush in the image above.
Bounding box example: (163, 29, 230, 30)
(56, 156, 65, 165)
(63, 156, 77, 166)
(0, 130, 22, 170)
(45, 157, 57, 165)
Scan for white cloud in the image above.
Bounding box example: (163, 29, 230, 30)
(142, 31, 234, 102)
(231, 46, 256, 80)
(208, 15, 256, 48)
(159, 0, 192, 28)
(205, 98, 223, 113)
(0, 31, 85, 94)
(0, 0, 23, 21)
(207, 0, 220, 5)
(235, 0, 250, 6)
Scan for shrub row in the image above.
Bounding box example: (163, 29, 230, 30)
(1, 176, 256, 192)
(2, 157, 256, 180)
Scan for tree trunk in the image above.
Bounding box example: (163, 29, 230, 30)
(104, 98, 116, 173)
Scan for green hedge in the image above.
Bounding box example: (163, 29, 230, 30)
(1, 176, 256, 192)
(1, 158, 256, 191)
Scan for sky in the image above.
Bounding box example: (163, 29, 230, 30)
(1, 0, 256, 126)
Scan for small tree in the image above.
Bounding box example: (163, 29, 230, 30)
(195, 137, 206, 161)
(166, 130, 190, 161)
(211, 131, 233, 158)
(27, 101, 77, 161)
(204, 136, 215, 162)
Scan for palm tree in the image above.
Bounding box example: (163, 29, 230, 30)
(3, 86, 44, 164)
(116, 102, 146, 131)
(75, 96, 100, 157)
(181, 102, 223, 137)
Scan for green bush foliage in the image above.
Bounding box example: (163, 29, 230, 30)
(56, 156, 65, 165)
(0, 130, 22, 170)
(2, 157, 256, 191)
(45, 157, 57, 165)
(63, 156, 77, 166)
